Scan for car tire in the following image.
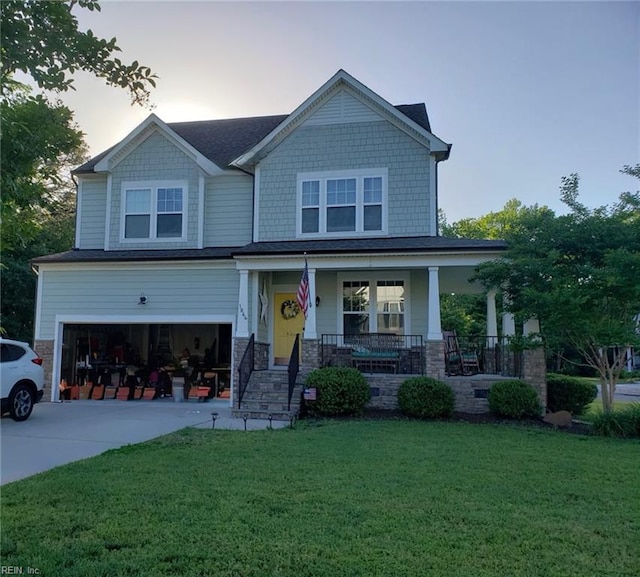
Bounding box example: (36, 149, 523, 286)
(9, 383, 35, 421)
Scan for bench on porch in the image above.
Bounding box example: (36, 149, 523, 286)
(350, 334, 402, 374)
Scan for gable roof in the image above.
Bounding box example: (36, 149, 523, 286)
(74, 71, 448, 175)
(232, 69, 451, 168)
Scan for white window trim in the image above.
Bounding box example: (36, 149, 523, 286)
(336, 271, 410, 335)
(120, 180, 188, 243)
(296, 168, 388, 238)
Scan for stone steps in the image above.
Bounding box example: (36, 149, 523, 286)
(234, 369, 303, 420)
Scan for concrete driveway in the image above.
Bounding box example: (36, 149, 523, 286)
(1, 399, 286, 485)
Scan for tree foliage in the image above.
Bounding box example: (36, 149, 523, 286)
(1, 0, 157, 106)
(474, 167, 640, 412)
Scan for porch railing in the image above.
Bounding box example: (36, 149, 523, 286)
(453, 335, 524, 378)
(237, 333, 255, 408)
(321, 334, 424, 375)
(287, 334, 300, 411)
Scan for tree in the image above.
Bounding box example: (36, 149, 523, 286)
(474, 167, 640, 412)
(1, 0, 156, 338)
(1, 0, 157, 106)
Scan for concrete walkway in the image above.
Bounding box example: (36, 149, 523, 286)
(597, 382, 640, 401)
(1, 399, 290, 485)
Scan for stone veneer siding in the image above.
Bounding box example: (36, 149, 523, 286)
(34, 339, 54, 400)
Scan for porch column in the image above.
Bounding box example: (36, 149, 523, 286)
(427, 266, 442, 340)
(303, 267, 317, 339)
(523, 318, 541, 336)
(486, 289, 498, 348)
(236, 269, 249, 338)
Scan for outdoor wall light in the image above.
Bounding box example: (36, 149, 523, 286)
(315, 296, 321, 307)
(138, 293, 147, 305)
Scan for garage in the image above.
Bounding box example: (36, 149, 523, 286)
(56, 321, 233, 403)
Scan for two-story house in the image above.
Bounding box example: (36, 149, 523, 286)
(33, 70, 514, 413)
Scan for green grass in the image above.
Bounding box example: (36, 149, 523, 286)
(581, 399, 633, 422)
(2, 421, 639, 576)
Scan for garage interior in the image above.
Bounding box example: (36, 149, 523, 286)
(59, 323, 232, 402)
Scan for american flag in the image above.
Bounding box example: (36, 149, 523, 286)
(297, 258, 310, 318)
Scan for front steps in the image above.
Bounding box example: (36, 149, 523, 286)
(232, 369, 304, 421)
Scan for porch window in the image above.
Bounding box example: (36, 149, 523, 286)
(377, 280, 405, 335)
(343, 281, 370, 335)
(341, 279, 405, 335)
(298, 169, 387, 237)
(122, 181, 186, 241)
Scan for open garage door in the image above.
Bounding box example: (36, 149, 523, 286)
(57, 322, 232, 403)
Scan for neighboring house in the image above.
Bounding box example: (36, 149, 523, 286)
(33, 69, 523, 414)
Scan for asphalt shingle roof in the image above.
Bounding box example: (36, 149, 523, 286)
(74, 104, 434, 174)
(32, 236, 506, 265)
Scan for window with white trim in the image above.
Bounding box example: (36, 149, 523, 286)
(122, 182, 186, 240)
(341, 279, 405, 336)
(298, 169, 387, 236)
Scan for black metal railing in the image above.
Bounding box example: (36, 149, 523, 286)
(321, 334, 424, 374)
(237, 333, 255, 408)
(287, 334, 300, 411)
(450, 335, 524, 378)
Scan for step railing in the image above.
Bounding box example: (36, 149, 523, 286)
(237, 333, 255, 408)
(287, 334, 300, 411)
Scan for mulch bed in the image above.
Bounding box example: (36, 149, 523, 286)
(322, 407, 595, 435)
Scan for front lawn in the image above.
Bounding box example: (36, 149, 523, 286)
(1, 421, 639, 576)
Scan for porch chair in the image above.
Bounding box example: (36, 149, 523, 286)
(443, 330, 480, 376)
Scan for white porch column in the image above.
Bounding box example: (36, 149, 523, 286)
(523, 318, 541, 336)
(427, 266, 442, 340)
(486, 289, 498, 348)
(236, 269, 249, 337)
(303, 267, 317, 339)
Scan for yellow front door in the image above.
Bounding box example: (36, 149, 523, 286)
(273, 293, 305, 365)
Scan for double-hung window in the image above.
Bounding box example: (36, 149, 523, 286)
(340, 277, 406, 336)
(298, 169, 387, 236)
(122, 181, 186, 241)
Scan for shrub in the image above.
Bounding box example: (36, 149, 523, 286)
(546, 373, 597, 415)
(592, 403, 640, 438)
(397, 377, 455, 419)
(488, 380, 541, 419)
(303, 367, 370, 416)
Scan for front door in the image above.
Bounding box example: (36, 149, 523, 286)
(273, 293, 305, 365)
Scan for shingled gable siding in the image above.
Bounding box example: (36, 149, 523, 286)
(257, 120, 431, 241)
(108, 131, 201, 250)
(77, 177, 107, 249)
(36, 266, 239, 339)
(204, 173, 254, 247)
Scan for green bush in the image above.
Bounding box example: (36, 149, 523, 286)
(488, 380, 541, 419)
(303, 367, 370, 416)
(397, 377, 455, 419)
(546, 373, 597, 415)
(592, 403, 640, 438)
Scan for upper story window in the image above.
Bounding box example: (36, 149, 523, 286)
(297, 169, 387, 237)
(121, 181, 186, 241)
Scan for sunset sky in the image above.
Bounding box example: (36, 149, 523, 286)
(47, 0, 638, 222)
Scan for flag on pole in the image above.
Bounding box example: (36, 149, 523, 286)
(297, 258, 310, 318)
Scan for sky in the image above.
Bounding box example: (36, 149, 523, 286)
(47, 0, 639, 222)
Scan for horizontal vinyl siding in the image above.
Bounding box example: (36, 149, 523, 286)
(410, 269, 428, 337)
(204, 173, 253, 247)
(258, 121, 431, 241)
(109, 131, 201, 250)
(78, 178, 107, 249)
(37, 266, 238, 339)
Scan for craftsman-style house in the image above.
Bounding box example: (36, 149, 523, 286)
(33, 70, 532, 415)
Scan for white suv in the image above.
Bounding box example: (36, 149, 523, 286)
(1, 338, 45, 421)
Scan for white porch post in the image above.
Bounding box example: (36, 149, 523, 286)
(486, 289, 498, 348)
(304, 267, 317, 339)
(236, 269, 249, 337)
(523, 318, 541, 336)
(427, 266, 442, 340)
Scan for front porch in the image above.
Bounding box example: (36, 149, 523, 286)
(233, 333, 547, 416)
